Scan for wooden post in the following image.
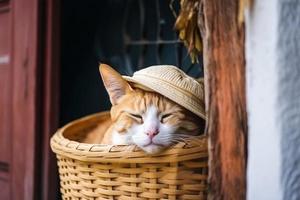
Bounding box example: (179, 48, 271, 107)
(199, 0, 248, 199)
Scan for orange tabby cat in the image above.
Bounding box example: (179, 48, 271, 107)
(85, 64, 205, 154)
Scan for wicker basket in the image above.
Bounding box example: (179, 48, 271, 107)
(50, 111, 208, 200)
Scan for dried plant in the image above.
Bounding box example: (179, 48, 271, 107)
(238, 0, 252, 25)
(174, 0, 202, 63)
(174, 0, 252, 62)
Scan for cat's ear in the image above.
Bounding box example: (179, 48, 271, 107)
(99, 64, 132, 105)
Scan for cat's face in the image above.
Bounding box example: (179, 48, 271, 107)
(100, 64, 204, 154)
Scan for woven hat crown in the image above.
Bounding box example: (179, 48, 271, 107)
(123, 65, 206, 120)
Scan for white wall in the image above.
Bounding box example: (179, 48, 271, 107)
(246, 0, 300, 199)
(277, 1, 300, 199)
(245, 1, 282, 199)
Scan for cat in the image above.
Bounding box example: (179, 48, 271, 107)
(84, 64, 205, 154)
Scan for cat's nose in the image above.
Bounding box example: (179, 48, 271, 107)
(146, 129, 159, 139)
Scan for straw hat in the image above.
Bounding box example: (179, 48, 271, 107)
(122, 65, 206, 120)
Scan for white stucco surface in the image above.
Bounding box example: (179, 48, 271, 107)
(245, 1, 282, 200)
(277, 1, 300, 199)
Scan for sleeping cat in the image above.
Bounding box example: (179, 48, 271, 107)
(84, 64, 205, 154)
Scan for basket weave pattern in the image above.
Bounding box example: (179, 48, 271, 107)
(51, 112, 208, 200)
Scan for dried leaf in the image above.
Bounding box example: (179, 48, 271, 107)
(238, 0, 252, 25)
(174, 0, 202, 63)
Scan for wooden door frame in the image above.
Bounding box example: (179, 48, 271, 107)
(0, 2, 13, 200)
(39, 0, 60, 199)
(11, 0, 41, 199)
(10, 0, 60, 199)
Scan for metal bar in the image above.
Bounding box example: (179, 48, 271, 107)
(138, 0, 145, 68)
(122, 0, 130, 51)
(155, 0, 160, 63)
(126, 39, 181, 45)
(123, 0, 134, 73)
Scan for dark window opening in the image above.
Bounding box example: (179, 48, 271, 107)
(60, 0, 203, 125)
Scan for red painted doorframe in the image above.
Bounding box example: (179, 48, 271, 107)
(39, 0, 60, 199)
(9, 0, 60, 199)
(11, 0, 40, 199)
(0, 2, 13, 200)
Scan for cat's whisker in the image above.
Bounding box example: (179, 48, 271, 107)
(174, 134, 194, 138)
(173, 135, 195, 141)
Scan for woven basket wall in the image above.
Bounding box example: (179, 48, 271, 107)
(51, 111, 208, 200)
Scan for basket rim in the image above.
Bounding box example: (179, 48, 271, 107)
(50, 112, 208, 163)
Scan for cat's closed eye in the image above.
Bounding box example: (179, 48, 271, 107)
(160, 113, 173, 123)
(127, 112, 143, 123)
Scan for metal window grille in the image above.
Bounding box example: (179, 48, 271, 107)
(96, 0, 203, 78)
